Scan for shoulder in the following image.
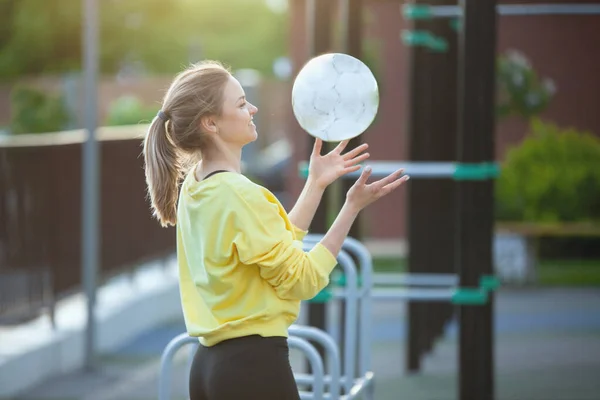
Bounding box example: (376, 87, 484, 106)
(182, 171, 259, 198)
(220, 174, 278, 211)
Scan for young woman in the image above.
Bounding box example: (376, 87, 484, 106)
(143, 61, 409, 400)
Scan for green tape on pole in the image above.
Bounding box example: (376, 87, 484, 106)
(451, 288, 488, 305)
(429, 36, 449, 53)
(449, 18, 461, 32)
(480, 275, 500, 291)
(453, 162, 500, 180)
(308, 288, 332, 303)
(402, 4, 433, 20)
(401, 30, 433, 47)
(332, 273, 363, 288)
(401, 30, 448, 52)
(298, 161, 309, 179)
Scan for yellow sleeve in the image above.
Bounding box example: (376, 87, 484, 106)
(292, 224, 308, 241)
(228, 184, 338, 301)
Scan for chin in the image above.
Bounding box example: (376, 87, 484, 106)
(248, 128, 258, 142)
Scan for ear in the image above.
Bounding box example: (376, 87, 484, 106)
(199, 115, 219, 134)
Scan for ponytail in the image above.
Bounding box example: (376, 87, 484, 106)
(142, 60, 231, 227)
(143, 116, 181, 227)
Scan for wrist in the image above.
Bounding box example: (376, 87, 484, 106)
(306, 175, 328, 192)
(341, 200, 361, 216)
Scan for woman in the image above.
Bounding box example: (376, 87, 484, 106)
(143, 61, 409, 399)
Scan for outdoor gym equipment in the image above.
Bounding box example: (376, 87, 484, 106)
(298, 160, 500, 181)
(157, 234, 500, 399)
(158, 334, 326, 400)
(403, 3, 600, 19)
(401, 3, 600, 52)
(302, 234, 500, 346)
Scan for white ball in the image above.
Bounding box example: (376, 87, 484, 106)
(292, 53, 379, 142)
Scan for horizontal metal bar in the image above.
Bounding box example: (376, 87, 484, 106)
(371, 287, 455, 301)
(409, 4, 600, 18)
(332, 287, 455, 301)
(295, 373, 351, 387)
(296, 373, 375, 400)
(373, 272, 458, 287)
(320, 161, 456, 179)
(345, 371, 375, 399)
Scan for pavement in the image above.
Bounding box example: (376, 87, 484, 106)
(5, 287, 600, 400)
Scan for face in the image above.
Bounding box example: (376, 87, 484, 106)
(213, 76, 258, 146)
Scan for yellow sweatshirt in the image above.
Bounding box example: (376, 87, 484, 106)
(176, 169, 338, 347)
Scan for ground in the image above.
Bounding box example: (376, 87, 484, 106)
(7, 288, 600, 400)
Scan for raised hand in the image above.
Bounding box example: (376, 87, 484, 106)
(345, 166, 409, 212)
(308, 138, 370, 189)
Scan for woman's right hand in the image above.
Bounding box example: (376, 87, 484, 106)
(345, 166, 410, 212)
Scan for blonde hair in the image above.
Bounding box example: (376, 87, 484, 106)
(143, 61, 231, 227)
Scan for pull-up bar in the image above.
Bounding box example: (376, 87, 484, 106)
(403, 3, 600, 19)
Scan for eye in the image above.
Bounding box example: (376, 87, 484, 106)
(239, 102, 247, 108)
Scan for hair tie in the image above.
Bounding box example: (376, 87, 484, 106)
(157, 110, 169, 121)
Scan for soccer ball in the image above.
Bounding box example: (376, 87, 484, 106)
(291, 53, 379, 142)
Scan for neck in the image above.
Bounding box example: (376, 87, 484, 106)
(199, 140, 243, 174)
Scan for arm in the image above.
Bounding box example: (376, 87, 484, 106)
(232, 186, 337, 301)
(287, 139, 369, 232)
(287, 177, 325, 232)
(319, 202, 359, 258)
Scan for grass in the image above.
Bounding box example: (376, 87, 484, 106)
(373, 257, 407, 273)
(372, 257, 600, 286)
(537, 259, 600, 286)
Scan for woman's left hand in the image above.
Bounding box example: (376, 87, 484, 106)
(308, 138, 370, 189)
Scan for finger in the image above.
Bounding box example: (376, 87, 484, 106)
(343, 164, 362, 174)
(369, 168, 405, 188)
(344, 152, 370, 167)
(380, 174, 410, 194)
(312, 138, 323, 156)
(357, 165, 372, 185)
(343, 143, 369, 159)
(333, 140, 350, 154)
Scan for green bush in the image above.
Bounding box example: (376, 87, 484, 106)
(10, 85, 70, 134)
(496, 118, 600, 223)
(105, 96, 157, 126)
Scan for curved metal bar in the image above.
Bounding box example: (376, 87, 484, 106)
(304, 235, 373, 377)
(289, 336, 325, 398)
(332, 236, 373, 378)
(302, 241, 358, 394)
(158, 333, 198, 400)
(289, 325, 342, 398)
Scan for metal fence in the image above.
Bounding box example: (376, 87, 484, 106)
(0, 127, 176, 325)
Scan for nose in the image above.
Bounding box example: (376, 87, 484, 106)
(250, 103, 258, 115)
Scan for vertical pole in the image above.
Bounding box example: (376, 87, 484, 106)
(306, 0, 333, 369)
(456, 0, 496, 398)
(405, 0, 458, 373)
(340, 0, 363, 240)
(82, 0, 100, 371)
(405, 15, 431, 372)
(339, 0, 363, 378)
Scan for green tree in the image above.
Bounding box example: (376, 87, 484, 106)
(10, 85, 70, 134)
(0, 0, 288, 80)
